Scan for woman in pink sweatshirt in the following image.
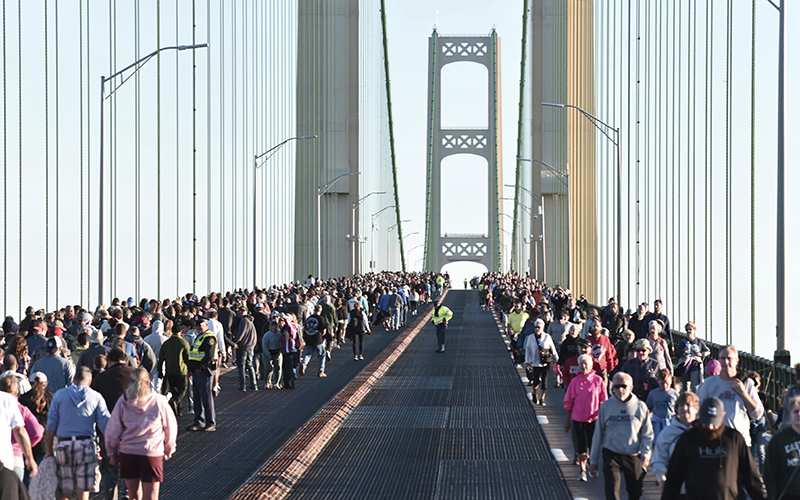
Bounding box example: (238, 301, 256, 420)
(105, 367, 177, 500)
(563, 354, 608, 482)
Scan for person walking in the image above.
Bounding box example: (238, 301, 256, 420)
(589, 372, 653, 500)
(299, 304, 328, 378)
(651, 391, 699, 494)
(524, 318, 558, 406)
(346, 302, 370, 361)
(157, 322, 190, 418)
(674, 322, 710, 392)
(431, 299, 453, 353)
(261, 319, 283, 390)
(104, 368, 177, 500)
(186, 317, 217, 432)
(662, 397, 766, 500)
(44, 367, 110, 500)
(564, 354, 607, 482)
(232, 307, 258, 392)
(764, 395, 800, 499)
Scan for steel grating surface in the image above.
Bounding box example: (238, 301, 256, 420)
(435, 459, 567, 500)
(282, 291, 571, 500)
(341, 406, 450, 428)
(372, 375, 454, 390)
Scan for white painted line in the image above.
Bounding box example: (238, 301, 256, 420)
(520, 377, 529, 383)
(537, 415, 549, 424)
(551, 448, 570, 462)
(504, 340, 510, 344)
(527, 393, 533, 400)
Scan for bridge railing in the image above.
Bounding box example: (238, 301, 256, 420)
(670, 329, 794, 415)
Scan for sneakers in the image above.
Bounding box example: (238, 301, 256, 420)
(579, 471, 588, 482)
(354, 356, 359, 361)
(203, 426, 217, 432)
(358, 355, 364, 360)
(186, 424, 202, 431)
(298, 363, 306, 376)
(318, 371, 327, 378)
(435, 349, 444, 353)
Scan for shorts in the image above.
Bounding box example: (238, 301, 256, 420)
(54, 437, 101, 494)
(119, 452, 164, 483)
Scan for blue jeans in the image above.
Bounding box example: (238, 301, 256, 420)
(302, 343, 327, 374)
(436, 323, 447, 350)
(390, 308, 401, 329)
(237, 348, 257, 389)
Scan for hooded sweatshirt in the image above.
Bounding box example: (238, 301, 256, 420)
(651, 416, 693, 485)
(46, 384, 110, 437)
(590, 392, 653, 467)
(104, 392, 177, 459)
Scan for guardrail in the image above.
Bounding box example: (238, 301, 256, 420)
(670, 329, 793, 414)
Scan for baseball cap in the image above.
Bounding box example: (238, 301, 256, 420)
(699, 397, 725, 427)
(706, 359, 722, 375)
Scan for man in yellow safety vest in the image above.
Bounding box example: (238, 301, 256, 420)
(431, 299, 454, 353)
(186, 316, 218, 432)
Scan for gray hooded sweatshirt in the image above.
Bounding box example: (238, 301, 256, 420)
(590, 392, 653, 466)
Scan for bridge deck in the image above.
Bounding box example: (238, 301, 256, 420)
(104, 291, 663, 499)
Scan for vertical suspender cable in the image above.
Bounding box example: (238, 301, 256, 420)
(17, 0, 21, 310)
(691, 0, 697, 320)
(45, 0, 49, 309)
(55, 0, 59, 308)
(657, 0, 662, 297)
(750, 0, 756, 353)
(626, 0, 631, 303)
(232, 0, 236, 285)
(133, 0, 142, 299)
(677, 0, 682, 323)
(112, 0, 117, 298)
(708, 0, 714, 342)
(192, 0, 196, 293)
(687, 0, 692, 319)
(3, 0, 7, 314)
(635, 0, 640, 304)
(644, 0, 650, 302)
(157, 0, 161, 298)
(671, 0, 676, 320)
(175, 0, 180, 295)
(87, 0, 91, 304)
(206, 0, 211, 292)
(725, 0, 732, 344)
(80, 0, 84, 305)
(220, 0, 224, 290)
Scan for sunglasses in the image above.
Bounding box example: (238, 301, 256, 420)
(612, 385, 630, 390)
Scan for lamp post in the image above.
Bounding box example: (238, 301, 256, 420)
(387, 220, 410, 270)
(254, 135, 317, 287)
(317, 172, 360, 279)
(351, 191, 386, 275)
(370, 205, 397, 273)
(543, 101, 621, 305)
(98, 42, 208, 306)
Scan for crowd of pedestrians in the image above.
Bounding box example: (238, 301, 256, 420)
(477, 271, 800, 500)
(0, 270, 447, 500)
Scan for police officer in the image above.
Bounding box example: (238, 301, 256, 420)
(187, 316, 218, 432)
(431, 299, 454, 353)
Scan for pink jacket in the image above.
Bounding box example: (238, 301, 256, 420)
(105, 392, 177, 459)
(563, 371, 607, 423)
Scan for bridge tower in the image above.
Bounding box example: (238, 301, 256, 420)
(423, 29, 503, 273)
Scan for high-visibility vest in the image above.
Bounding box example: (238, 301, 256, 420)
(431, 306, 453, 326)
(189, 331, 218, 362)
(436, 276, 444, 286)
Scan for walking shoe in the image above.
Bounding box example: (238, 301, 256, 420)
(326, 352, 332, 360)
(354, 356, 359, 361)
(579, 471, 588, 482)
(203, 426, 216, 432)
(358, 355, 364, 360)
(435, 349, 444, 353)
(318, 371, 327, 378)
(298, 363, 306, 376)
(186, 424, 202, 431)
(532, 392, 539, 404)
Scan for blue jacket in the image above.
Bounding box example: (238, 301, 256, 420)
(47, 384, 110, 437)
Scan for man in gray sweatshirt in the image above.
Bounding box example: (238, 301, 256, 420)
(589, 371, 653, 500)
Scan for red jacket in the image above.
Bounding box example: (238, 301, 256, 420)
(585, 333, 617, 372)
(563, 354, 603, 388)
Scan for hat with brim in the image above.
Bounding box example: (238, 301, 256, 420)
(699, 397, 725, 427)
(632, 338, 652, 351)
(88, 329, 105, 344)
